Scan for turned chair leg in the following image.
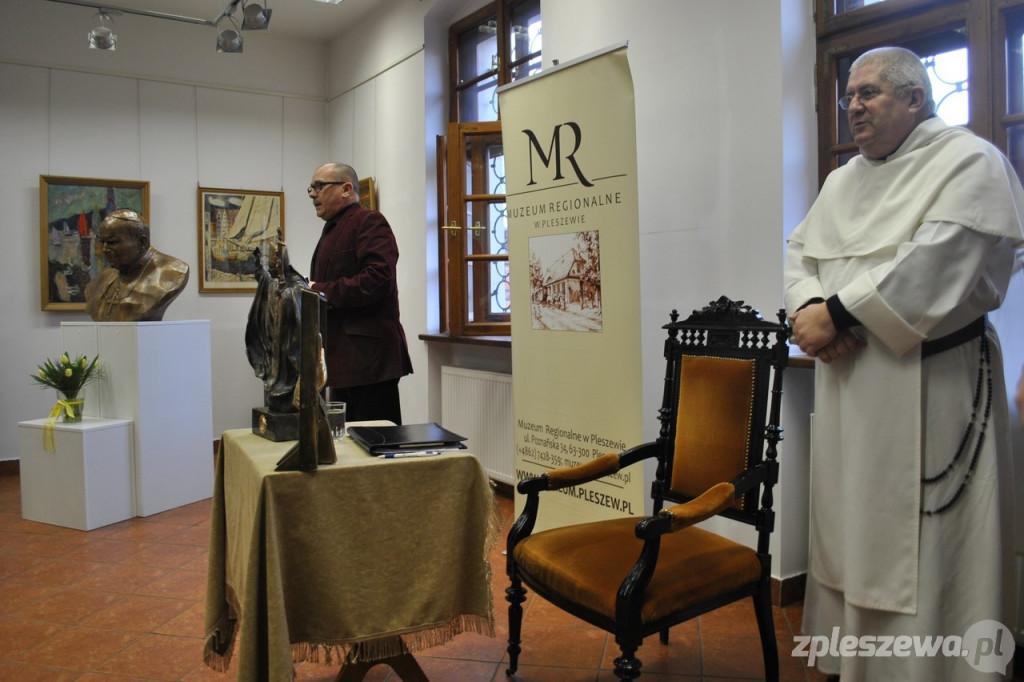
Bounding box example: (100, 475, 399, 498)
(752, 589, 779, 682)
(612, 638, 642, 681)
(505, 579, 527, 675)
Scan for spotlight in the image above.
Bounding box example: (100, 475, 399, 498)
(241, 2, 271, 30)
(88, 11, 116, 50)
(216, 15, 242, 53)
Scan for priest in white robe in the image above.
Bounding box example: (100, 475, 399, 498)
(785, 46, 1024, 682)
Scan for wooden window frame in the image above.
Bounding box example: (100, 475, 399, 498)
(437, 0, 540, 338)
(815, 0, 1024, 185)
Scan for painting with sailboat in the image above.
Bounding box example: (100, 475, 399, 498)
(198, 187, 284, 293)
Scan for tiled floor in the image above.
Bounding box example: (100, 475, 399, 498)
(0, 469, 983, 682)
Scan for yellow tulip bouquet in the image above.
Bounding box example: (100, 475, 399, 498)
(31, 352, 102, 424)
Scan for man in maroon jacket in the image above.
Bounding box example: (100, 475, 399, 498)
(307, 163, 412, 424)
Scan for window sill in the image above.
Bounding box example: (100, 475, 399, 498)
(418, 332, 511, 349)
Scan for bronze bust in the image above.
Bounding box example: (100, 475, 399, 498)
(84, 209, 189, 322)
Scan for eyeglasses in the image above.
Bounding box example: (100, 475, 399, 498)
(838, 85, 883, 111)
(307, 181, 346, 193)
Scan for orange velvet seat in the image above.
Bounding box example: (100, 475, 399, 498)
(514, 519, 763, 624)
(505, 296, 790, 682)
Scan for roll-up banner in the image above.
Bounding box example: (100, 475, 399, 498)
(499, 42, 645, 531)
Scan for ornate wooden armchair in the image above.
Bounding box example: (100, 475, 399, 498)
(505, 296, 790, 681)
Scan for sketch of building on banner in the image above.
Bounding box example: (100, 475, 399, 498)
(529, 230, 603, 332)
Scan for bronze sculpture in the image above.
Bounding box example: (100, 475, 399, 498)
(245, 239, 335, 468)
(84, 209, 189, 321)
(246, 241, 307, 414)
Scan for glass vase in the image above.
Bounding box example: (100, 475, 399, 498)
(60, 394, 85, 423)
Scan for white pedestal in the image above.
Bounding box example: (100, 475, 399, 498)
(18, 417, 134, 531)
(61, 321, 214, 516)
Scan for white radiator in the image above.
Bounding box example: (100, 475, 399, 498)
(441, 366, 514, 485)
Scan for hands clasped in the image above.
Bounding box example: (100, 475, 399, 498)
(789, 302, 865, 364)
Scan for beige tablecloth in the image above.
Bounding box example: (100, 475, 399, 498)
(203, 426, 497, 681)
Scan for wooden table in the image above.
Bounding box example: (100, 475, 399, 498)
(203, 426, 497, 681)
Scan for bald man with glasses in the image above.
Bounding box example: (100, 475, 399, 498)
(306, 163, 412, 425)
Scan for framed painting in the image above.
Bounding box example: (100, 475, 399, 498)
(359, 176, 377, 211)
(40, 175, 150, 312)
(198, 187, 284, 293)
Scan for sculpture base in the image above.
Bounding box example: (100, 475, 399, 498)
(252, 407, 299, 442)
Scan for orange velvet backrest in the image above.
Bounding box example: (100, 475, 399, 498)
(670, 355, 755, 509)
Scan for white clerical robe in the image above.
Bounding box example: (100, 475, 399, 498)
(784, 117, 1024, 681)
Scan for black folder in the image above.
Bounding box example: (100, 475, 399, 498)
(347, 422, 468, 455)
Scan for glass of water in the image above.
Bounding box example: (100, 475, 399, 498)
(326, 401, 346, 440)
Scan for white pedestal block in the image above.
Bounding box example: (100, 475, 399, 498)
(18, 417, 134, 531)
(61, 321, 214, 516)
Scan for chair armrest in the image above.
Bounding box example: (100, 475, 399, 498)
(636, 481, 736, 537)
(511, 442, 658, 564)
(517, 442, 658, 494)
(516, 455, 616, 494)
(617, 481, 736, 624)
(546, 453, 620, 489)
(730, 463, 770, 498)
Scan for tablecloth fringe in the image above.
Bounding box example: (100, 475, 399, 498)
(292, 613, 496, 666)
(203, 587, 240, 672)
(203, 645, 234, 673)
(204, 486, 505, 676)
(486, 484, 504, 553)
